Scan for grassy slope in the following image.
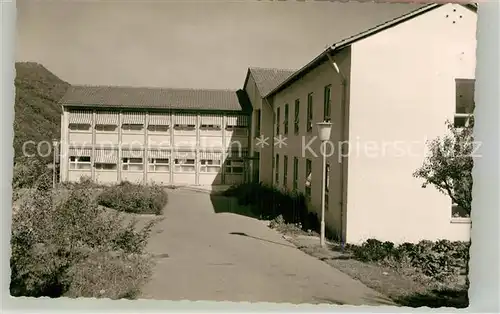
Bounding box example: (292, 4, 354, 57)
(14, 62, 70, 161)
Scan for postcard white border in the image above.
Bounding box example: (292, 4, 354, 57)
(1, 1, 498, 313)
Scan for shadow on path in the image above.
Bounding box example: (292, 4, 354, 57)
(210, 195, 259, 218)
(393, 288, 468, 308)
(229, 232, 295, 248)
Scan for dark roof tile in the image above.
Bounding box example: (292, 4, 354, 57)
(59, 85, 244, 111)
(248, 67, 296, 97)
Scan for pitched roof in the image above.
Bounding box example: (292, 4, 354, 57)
(244, 67, 296, 97)
(59, 85, 245, 111)
(265, 3, 477, 98)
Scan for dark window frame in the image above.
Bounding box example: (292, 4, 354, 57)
(284, 104, 289, 135)
(294, 99, 300, 135)
(323, 85, 332, 122)
(307, 93, 313, 132)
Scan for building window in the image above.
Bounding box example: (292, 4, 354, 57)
(148, 158, 170, 172)
(275, 154, 279, 184)
(225, 159, 244, 174)
(307, 93, 313, 132)
(283, 155, 288, 188)
(122, 124, 144, 132)
(284, 104, 289, 135)
(174, 124, 196, 131)
(200, 124, 221, 131)
(200, 159, 221, 173)
(305, 159, 312, 199)
(294, 99, 300, 135)
(452, 203, 470, 218)
(95, 163, 117, 170)
(325, 163, 330, 211)
(324, 85, 332, 122)
(122, 158, 144, 171)
(454, 79, 475, 128)
(69, 124, 91, 132)
(69, 156, 91, 170)
(226, 125, 248, 136)
(293, 157, 299, 190)
(174, 158, 195, 172)
(148, 125, 170, 133)
(255, 109, 261, 136)
(95, 124, 117, 132)
(276, 107, 280, 135)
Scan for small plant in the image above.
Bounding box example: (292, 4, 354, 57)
(269, 214, 285, 229)
(97, 181, 168, 215)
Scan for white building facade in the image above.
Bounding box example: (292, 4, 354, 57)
(261, 3, 476, 244)
(59, 86, 251, 186)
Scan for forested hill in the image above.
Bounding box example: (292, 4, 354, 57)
(14, 62, 70, 161)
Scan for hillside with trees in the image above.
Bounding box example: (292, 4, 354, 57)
(13, 62, 70, 162)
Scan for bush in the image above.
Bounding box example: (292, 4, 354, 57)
(65, 250, 153, 299)
(348, 238, 470, 281)
(222, 182, 319, 232)
(350, 239, 396, 262)
(97, 181, 168, 215)
(12, 157, 53, 197)
(10, 182, 159, 298)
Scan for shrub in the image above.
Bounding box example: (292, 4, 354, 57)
(65, 250, 153, 299)
(222, 182, 319, 233)
(350, 239, 396, 262)
(349, 238, 470, 282)
(10, 182, 159, 298)
(12, 157, 50, 190)
(12, 157, 54, 203)
(97, 181, 168, 215)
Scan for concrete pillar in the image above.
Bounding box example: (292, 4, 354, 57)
(170, 111, 174, 184)
(91, 110, 96, 182)
(118, 111, 123, 183)
(248, 111, 256, 183)
(222, 115, 227, 185)
(195, 113, 200, 185)
(143, 112, 149, 184)
(60, 109, 69, 182)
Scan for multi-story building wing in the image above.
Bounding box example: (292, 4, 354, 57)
(59, 85, 251, 186)
(257, 3, 477, 244)
(242, 67, 296, 184)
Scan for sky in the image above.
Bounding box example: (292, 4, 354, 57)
(16, 0, 423, 90)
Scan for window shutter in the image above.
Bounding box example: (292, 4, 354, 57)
(69, 110, 93, 124)
(95, 149, 118, 163)
(122, 112, 145, 124)
(175, 113, 197, 125)
(174, 150, 196, 159)
(201, 115, 223, 126)
(149, 114, 171, 126)
(148, 149, 171, 159)
(95, 112, 119, 125)
(122, 149, 144, 158)
(69, 148, 92, 157)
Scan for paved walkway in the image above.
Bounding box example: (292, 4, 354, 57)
(140, 189, 393, 305)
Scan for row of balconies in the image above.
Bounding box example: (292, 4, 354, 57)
(66, 133, 249, 150)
